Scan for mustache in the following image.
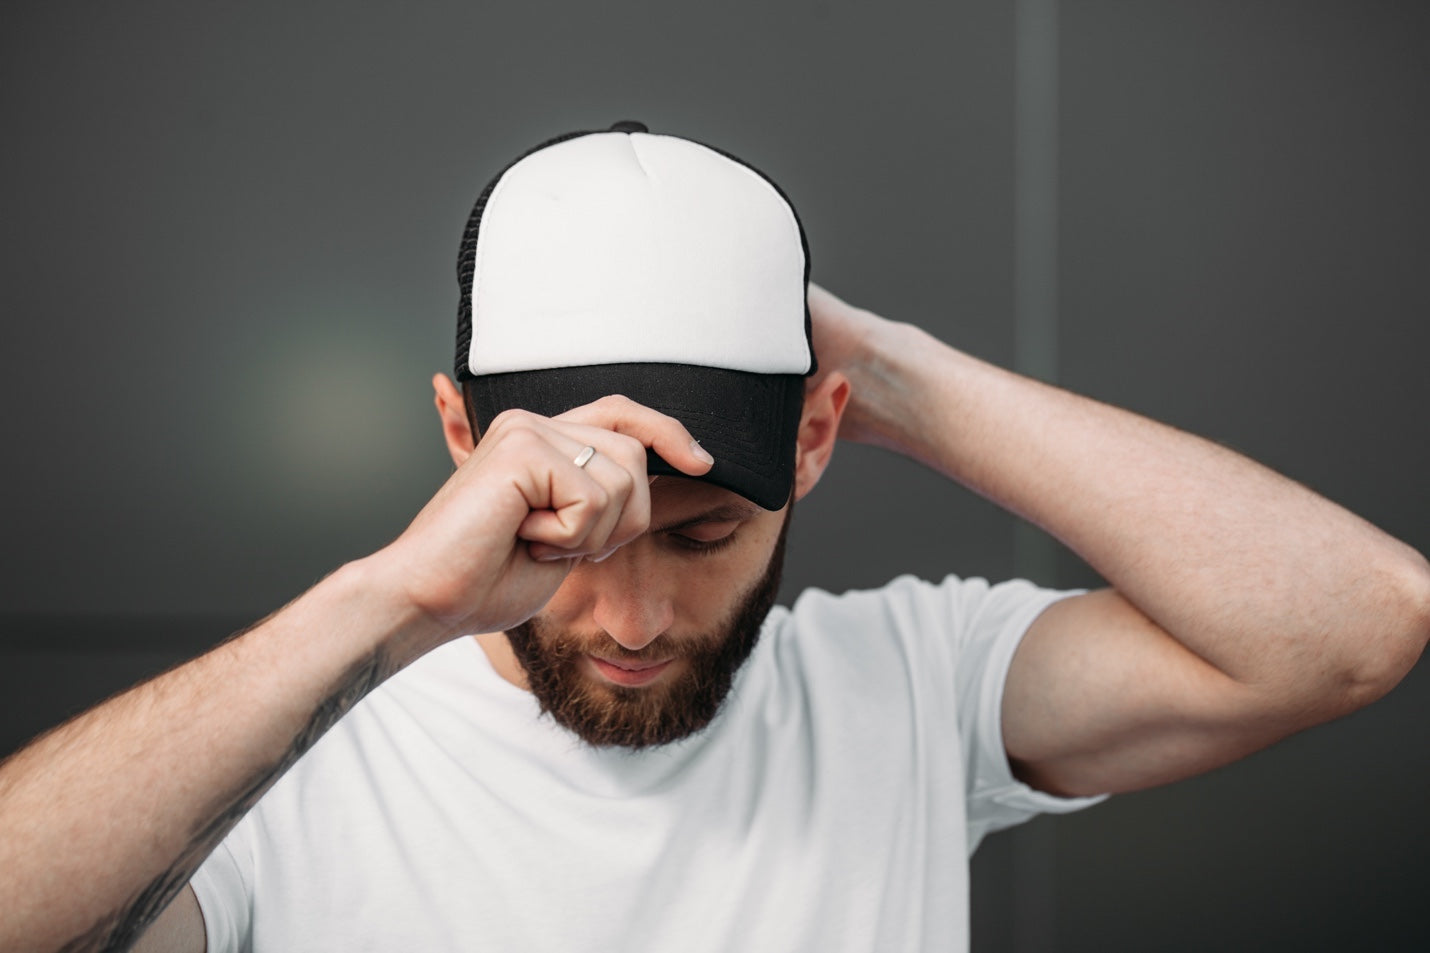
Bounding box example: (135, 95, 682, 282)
(502, 509, 792, 749)
(524, 621, 730, 666)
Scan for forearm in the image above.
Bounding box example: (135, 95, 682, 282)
(854, 319, 1430, 705)
(0, 557, 445, 953)
(0, 389, 713, 952)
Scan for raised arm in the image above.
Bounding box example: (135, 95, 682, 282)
(808, 284, 1430, 798)
(0, 396, 712, 953)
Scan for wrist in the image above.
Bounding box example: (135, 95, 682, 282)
(840, 318, 959, 453)
(326, 555, 457, 669)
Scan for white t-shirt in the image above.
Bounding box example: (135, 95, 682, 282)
(192, 575, 1105, 952)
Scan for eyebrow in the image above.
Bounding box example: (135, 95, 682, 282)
(649, 502, 762, 535)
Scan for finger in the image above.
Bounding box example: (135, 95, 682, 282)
(807, 281, 839, 310)
(511, 464, 608, 558)
(808, 281, 857, 315)
(525, 542, 582, 564)
(554, 396, 715, 477)
(544, 427, 654, 550)
(513, 434, 650, 560)
(574, 435, 651, 552)
(551, 427, 652, 551)
(479, 410, 655, 558)
(518, 446, 640, 557)
(506, 419, 655, 558)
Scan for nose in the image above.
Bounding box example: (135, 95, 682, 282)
(586, 549, 676, 652)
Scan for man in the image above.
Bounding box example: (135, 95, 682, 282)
(1, 121, 1426, 952)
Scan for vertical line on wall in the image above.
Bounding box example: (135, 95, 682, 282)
(1014, 0, 1059, 389)
(1011, 0, 1061, 950)
(1012, 0, 1062, 588)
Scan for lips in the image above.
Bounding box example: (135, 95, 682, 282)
(588, 655, 676, 687)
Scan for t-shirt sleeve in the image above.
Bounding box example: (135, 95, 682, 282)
(189, 820, 256, 953)
(893, 574, 1109, 853)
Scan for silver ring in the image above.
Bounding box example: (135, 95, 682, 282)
(572, 446, 597, 469)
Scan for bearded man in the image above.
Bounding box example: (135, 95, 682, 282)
(1, 121, 1427, 953)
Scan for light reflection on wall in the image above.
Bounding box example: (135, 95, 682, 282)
(187, 299, 455, 614)
(241, 314, 434, 514)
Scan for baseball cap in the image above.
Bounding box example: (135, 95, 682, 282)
(453, 120, 815, 511)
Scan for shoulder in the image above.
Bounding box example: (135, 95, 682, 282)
(748, 574, 1071, 700)
(778, 573, 1072, 653)
(759, 574, 1081, 736)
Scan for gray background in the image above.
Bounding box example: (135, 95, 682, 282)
(3, 1, 1427, 950)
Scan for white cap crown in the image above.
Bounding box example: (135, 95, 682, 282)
(465, 131, 811, 377)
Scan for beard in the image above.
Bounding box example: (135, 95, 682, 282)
(505, 512, 790, 750)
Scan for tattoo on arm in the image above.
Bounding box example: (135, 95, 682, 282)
(57, 648, 395, 953)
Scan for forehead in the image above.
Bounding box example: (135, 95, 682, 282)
(648, 476, 767, 522)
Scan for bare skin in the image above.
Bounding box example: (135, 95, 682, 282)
(805, 284, 1430, 797)
(0, 397, 741, 953)
(425, 372, 847, 686)
(1, 286, 1426, 952)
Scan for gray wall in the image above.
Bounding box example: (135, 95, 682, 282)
(3, 2, 1427, 950)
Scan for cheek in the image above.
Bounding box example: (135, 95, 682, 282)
(671, 560, 748, 616)
(672, 533, 783, 619)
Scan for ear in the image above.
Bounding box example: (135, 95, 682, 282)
(792, 371, 850, 502)
(432, 373, 476, 466)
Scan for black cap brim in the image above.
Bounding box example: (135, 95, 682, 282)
(466, 363, 803, 511)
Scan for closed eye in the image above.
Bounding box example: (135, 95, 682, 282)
(667, 521, 741, 555)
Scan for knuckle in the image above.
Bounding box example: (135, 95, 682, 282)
(488, 410, 547, 449)
(488, 407, 531, 431)
(611, 433, 647, 467)
(498, 425, 545, 456)
(597, 393, 635, 410)
(605, 468, 635, 505)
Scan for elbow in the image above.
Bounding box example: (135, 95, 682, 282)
(1379, 547, 1430, 680)
(1344, 547, 1430, 708)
